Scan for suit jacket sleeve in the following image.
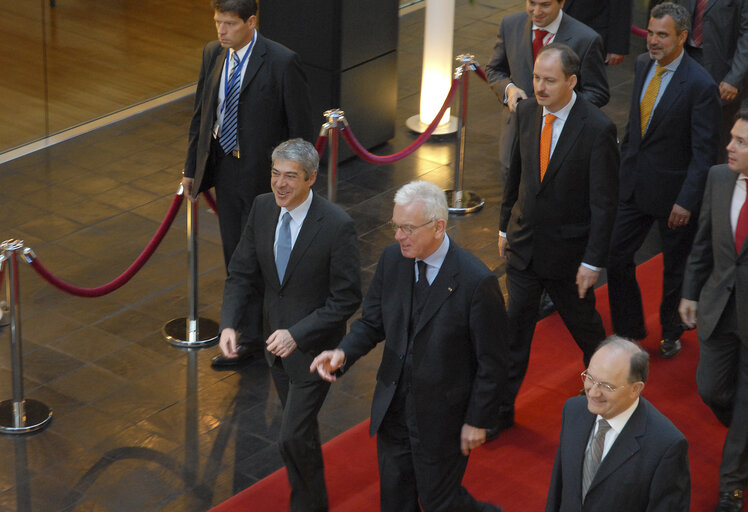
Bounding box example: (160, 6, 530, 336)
(577, 33, 610, 107)
(682, 166, 717, 300)
(485, 17, 512, 101)
(499, 115, 523, 233)
(606, 0, 633, 56)
(724, 0, 748, 90)
(281, 52, 316, 142)
(465, 273, 509, 428)
(184, 44, 218, 179)
(545, 401, 569, 512)
(288, 214, 362, 353)
(584, 116, 620, 267)
(677, 77, 721, 213)
(646, 436, 691, 511)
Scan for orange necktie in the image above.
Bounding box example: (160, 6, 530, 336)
(540, 114, 556, 181)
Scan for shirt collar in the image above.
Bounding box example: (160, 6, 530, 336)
(533, 9, 563, 34)
(543, 91, 577, 121)
(598, 397, 639, 435)
(281, 189, 314, 224)
(419, 233, 450, 269)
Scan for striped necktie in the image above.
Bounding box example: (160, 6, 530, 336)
(219, 51, 241, 154)
(640, 65, 666, 137)
(582, 418, 612, 499)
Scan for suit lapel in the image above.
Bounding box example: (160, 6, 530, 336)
(541, 98, 586, 187)
(413, 243, 459, 336)
(520, 16, 535, 88)
(645, 56, 689, 139)
(569, 409, 596, 495)
(240, 32, 265, 95)
(587, 400, 647, 494)
(207, 46, 228, 120)
(529, 103, 544, 188)
(262, 201, 283, 287)
(281, 193, 323, 286)
(630, 57, 651, 146)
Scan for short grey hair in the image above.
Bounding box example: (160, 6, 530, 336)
(271, 138, 319, 179)
(596, 335, 650, 384)
(393, 181, 448, 222)
(651, 2, 691, 35)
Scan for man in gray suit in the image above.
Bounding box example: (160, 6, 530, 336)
(485, 0, 609, 182)
(671, 0, 748, 158)
(546, 337, 690, 511)
(680, 112, 748, 512)
(219, 138, 361, 511)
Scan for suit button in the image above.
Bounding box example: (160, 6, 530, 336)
(278, 293, 283, 298)
(399, 354, 404, 360)
(391, 381, 396, 386)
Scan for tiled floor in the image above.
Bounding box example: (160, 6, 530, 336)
(0, 1, 658, 510)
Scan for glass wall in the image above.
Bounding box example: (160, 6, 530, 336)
(0, 0, 216, 154)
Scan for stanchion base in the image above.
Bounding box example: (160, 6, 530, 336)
(0, 399, 53, 434)
(445, 190, 485, 215)
(406, 114, 459, 136)
(162, 317, 220, 348)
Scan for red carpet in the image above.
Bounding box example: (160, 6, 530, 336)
(211, 255, 729, 511)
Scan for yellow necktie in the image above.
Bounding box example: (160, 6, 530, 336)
(640, 65, 666, 136)
(540, 114, 556, 181)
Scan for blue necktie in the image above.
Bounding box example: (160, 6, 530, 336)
(219, 51, 241, 154)
(276, 212, 292, 282)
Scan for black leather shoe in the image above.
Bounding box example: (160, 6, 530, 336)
(715, 490, 744, 512)
(486, 407, 515, 441)
(211, 343, 264, 369)
(659, 338, 682, 359)
(537, 292, 556, 320)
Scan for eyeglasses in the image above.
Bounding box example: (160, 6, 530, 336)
(580, 370, 628, 393)
(389, 219, 434, 236)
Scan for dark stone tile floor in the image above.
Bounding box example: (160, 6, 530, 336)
(0, 1, 662, 510)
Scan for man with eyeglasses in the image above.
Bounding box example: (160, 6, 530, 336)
(311, 180, 508, 511)
(546, 336, 690, 511)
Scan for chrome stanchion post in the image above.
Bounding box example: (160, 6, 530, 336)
(445, 54, 485, 215)
(163, 187, 220, 348)
(323, 109, 345, 203)
(0, 240, 53, 434)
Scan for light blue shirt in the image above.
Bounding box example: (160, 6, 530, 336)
(639, 49, 684, 134)
(415, 234, 450, 284)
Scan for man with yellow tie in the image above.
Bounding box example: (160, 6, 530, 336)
(607, 2, 721, 359)
(498, 43, 619, 426)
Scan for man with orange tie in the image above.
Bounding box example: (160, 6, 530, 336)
(680, 112, 748, 512)
(497, 43, 618, 431)
(486, 0, 609, 185)
(607, 2, 721, 360)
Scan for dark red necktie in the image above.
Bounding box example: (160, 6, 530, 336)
(735, 187, 748, 253)
(692, 0, 707, 47)
(533, 29, 549, 61)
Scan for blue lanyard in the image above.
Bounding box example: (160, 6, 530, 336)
(221, 31, 256, 115)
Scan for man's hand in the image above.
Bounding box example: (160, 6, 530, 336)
(605, 53, 625, 66)
(720, 81, 739, 103)
(576, 266, 600, 299)
(310, 349, 346, 382)
(219, 328, 239, 358)
(460, 424, 487, 456)
(667, 204, 691, 229)
(498, 234, 508, 259)
(266, 329, 297, 358)
(181, 177, 196, 202)
(506, 85, 528, 113)
(679, 298, 698, 329)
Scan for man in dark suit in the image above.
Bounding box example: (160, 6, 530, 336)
(673, 0, 748, 159)
(607, 2, 721, 359)
(564, 0, 634, 65)
(498, 43, 619, 429)
(219, 138, 361, 511)
(485, 0, 609, 182)
(680, 113, 748, 511)
(181, 0, 314, 365)
(546, 336, 691, 511)
(310, 180, 507, 512)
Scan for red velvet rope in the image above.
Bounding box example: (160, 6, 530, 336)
(315, 134, 328, 157)
(472, 65, 488, 83)
(632, 25, 647, 38)
(340, 76, 462, 164)
(27, 193, 184, 297)
(202, 190, 219, 216)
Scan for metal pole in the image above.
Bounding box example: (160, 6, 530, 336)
(444, 54, 485, 215)
(163, 188, 219, 348)
(324, 109, 345, 203)
(0, 239, 52, 434)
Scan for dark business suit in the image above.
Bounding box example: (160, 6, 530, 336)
(337, 240, 507, 512)
(607, 51, 721, 342)
(674, 0, 748, 157)
(184, 33, 314, 267)
(499, 96, 618, 404)
(546, 395, 691, 511)
(564, 0, 634, 56)
(221, 192, 361, 511)
(682, 164, 748, 493)
(485, 10, 609, 180)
